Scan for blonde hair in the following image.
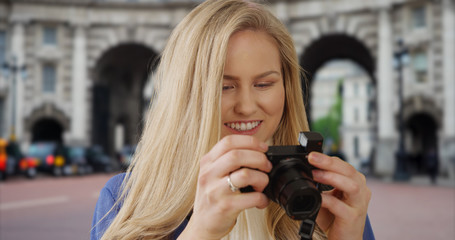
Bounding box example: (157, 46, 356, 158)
(100, 0, 325, 239)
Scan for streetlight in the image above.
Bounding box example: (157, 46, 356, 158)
(2, 55, 26, 142)
(393, 39, 410, 181)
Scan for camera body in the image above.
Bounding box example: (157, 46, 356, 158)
(242, 132, 325, 220)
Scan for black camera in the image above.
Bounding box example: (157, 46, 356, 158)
(242, 132, 325, 220)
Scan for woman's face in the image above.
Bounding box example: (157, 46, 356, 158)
(221, 30, 285, 142)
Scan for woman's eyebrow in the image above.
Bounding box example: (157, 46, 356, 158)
(254, 70, 281, 79)
(223, 70, 281, 80)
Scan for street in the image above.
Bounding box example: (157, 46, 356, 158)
(0, 174, 114, 240)
(0, 173, 454, 240)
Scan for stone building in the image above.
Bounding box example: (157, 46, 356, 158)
(311, 60, 374, 171)
(0, 0, 454, 179)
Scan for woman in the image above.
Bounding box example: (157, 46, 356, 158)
(91, 1, 374, 239)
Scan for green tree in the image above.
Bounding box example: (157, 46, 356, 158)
(311, 79, 343, 148)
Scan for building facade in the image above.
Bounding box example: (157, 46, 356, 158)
(0, 0, 454, 179)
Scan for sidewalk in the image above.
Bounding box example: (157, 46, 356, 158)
(380, 175, 455, 188)
(366, 176, 455, 240)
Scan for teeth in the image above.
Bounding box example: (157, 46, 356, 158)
(227, 121, 261, 131)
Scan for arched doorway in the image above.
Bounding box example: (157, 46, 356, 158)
(300, 34, 376, 121)
(31, 118, 64, 143)
(25, 103, 70, 144)
(407, 113, 438, 175)
(300, 34, 376, 170)
(92, 43, 158, 156)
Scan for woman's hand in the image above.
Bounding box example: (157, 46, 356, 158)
(309, 152, 371, 240)
(178, 135, 272, 240)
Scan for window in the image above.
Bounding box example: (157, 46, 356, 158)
(354, 83, 359, 97)
(412, 51, 428, 83)
(0, 30, 6, 64)
(354, 136, 359, 158)
(367, 83, 373, 96)
(367, 103, 372, 122)
(354, 107, 359, 123)
(42, 64, 56, 93)
(43, 26, 57, 45)
(0, 98, 4, 137)
(411, 6, 426, 29)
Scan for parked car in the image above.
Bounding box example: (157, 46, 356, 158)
(66, 146, 93, 175)
(27, 142, 67, 176)
(0, 139, 37, 180)
(117, 145, 136, 170)
(0, 139, 14, 181)
(7, 141, 38, 179)
(86, 145, 113, 173)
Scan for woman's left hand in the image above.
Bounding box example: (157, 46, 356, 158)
(308, 152, 371, 240)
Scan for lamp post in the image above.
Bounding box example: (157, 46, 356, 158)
(393, 39, 410, 181)
(2, 55, 26, 142)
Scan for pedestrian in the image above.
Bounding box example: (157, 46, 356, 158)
(425, 147, 439, 184)
(91, 1, 374, 239)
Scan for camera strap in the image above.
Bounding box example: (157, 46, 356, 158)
(298, 212, 318, 240)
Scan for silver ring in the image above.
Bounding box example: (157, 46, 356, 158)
(227, 174, 239, 193)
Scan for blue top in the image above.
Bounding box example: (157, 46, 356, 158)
(91, 173, 375, 240)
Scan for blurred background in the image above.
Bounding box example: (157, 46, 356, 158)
(0, 0, 454, 239)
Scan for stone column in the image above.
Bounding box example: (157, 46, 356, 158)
(10, 21, 25, 142)
(442, 0, 455, 180)
(70, 25, 88, 145)
(375, 7, 396, 176)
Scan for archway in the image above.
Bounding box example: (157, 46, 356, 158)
(31, 118, 64, 143)
(300, 34, 375, 81)
(92, 43, 158, 156)
(25, 103, 70, 143)
(300, 34, 376, 122)
(300, 34, 376, 169)
(406, 113, 438, 175)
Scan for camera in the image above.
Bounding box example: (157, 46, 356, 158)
(241, 132, 325, 220)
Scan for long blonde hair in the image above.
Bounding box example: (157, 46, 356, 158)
(100, 0, 325, 239)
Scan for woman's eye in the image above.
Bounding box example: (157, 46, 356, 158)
(223, 85, 234, 91)
(255, 82, 273, 88)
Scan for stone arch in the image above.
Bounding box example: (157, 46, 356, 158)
(402, 95, 443, 129)
(300, 33, 375, 81)
(88, 30, 161, 70)
(25, 103, 70, 143)
(399, 96, 441, 175)
(91, 42, 158, 156)
(299, 33, 376, 123)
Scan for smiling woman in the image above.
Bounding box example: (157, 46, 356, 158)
(221, 30, 285, 141)
(91, 1, 374, 240)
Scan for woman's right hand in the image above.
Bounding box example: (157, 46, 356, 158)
(178, 135, 273, 240)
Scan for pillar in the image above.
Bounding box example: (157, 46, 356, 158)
(375, 7, 396, 176)
(70, 25, 88, 145)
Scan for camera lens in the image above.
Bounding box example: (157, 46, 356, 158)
(291, 195, 315, 213)
(267, 158, 322, 220)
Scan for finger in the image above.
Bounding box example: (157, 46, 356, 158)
(202, 135, 268, 164)
(231, 192, 270, 210)
(312, 170, 362, 198)
(320, 192, 355, 222)
(202, 184, 269, 215)
(308, 152, 358, 178)
(229, 168, 269, 192)
(208, 149, 272, 177)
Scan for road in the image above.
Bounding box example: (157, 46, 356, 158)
(367, 177, 455, 240)
(0, 174, 114, 240)
(0, 173, 454, 240)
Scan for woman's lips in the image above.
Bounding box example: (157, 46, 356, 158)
(224, 120, 262, 135)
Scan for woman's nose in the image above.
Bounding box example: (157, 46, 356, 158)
(234, 89, 257, 116)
